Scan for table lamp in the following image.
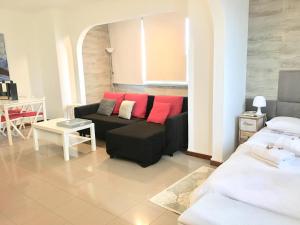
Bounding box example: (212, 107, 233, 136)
(253, 96, 266, 116)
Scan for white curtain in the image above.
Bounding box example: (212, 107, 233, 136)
(108, 13, 186, 85)
(143, 12, 186, 82)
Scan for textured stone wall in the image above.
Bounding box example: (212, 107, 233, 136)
(82, 25, 111, 104)
(247, 0, 300, 100)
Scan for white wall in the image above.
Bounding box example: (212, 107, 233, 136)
(33, 10, 65, 118)
(0, 10, 35, 98)
(1, 0, 249, 162)
(211, 0, 249, 162)
(62, 0, 188, 105)
(0, 9, 65, 118)
(187, 0, 213, 155)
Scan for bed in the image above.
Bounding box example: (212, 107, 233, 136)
(178, 71, 300, 225)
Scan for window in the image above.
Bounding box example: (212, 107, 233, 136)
(109, 13, 188, 86)
(142, 13, 188, 85)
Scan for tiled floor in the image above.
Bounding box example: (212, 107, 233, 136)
(0, 132, 210, 225)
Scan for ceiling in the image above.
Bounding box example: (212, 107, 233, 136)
(0, 0, 104, 12)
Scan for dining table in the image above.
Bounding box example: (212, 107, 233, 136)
(0, 97, 47, 145)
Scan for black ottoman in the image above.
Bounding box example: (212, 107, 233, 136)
(106, 121, 165, 167)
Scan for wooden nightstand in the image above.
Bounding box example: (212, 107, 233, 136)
(239, 113, 265, 144)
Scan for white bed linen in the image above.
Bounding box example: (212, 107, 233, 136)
(190, 128, 300, 220)
(179, 193, 300, 225)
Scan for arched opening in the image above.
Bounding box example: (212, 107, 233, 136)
(76, 13, 189, 106)
(81, 25, 112, 104)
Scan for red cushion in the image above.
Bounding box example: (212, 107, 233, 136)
(154, 96, 183, 117)
(125, 93, 148, 118)
(21, 111, 43, 117)
(147, 102, 171, 125)
(103, 92, 125, 114)
(0, 113, 22, 122)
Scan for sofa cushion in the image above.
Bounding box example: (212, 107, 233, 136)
(118, 100, 135, 120)
(108, 121, 165, 140)
(82, 113, 139, 126)
(103, 92, 125, 114)
(147, 102, 171, 125)
(154, 96, 183, 117)
(82, 113, 141, 139)
(97, 99, 116, 116)
(106, 121, 165, 167)
(125, 93, 148, 118)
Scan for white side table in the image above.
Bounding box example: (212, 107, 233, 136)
(239, 113, 265, 144)
(32, 118, 96, 161)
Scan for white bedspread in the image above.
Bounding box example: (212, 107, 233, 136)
(191, 128, 300, 220)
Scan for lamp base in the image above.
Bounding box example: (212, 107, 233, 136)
(256, 107, 262, 116)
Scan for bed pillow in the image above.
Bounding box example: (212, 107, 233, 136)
(97, 99, 116, 116)
(266, 116, 300, 134)
(147, 102, 171, 125)
(124, 93, 148, 118)
(153, 96, 183, 117)
(103, 92, 125, 114)
(118, 100, 135, 120)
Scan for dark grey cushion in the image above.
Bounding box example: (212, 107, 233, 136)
(97, 99, 116, 116)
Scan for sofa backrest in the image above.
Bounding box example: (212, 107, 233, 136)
(145, 95, 188, 117)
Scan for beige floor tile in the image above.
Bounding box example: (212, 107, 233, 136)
(17, 177, 75, 210)
(23, 210, 67, 225)
(1, 197, 48, 225)
(69, 207, 115, 225)
(95, 191, 140, 216)
(53, 198, 96, 221)
(108, 217, 133, 225)
(35, 161, 97, 191)
(150, 211, 179, 225)
(0, 213, 15, 225)
(0, 132, 210, 225)
(0, 187, 30, 212)
(120, 201, 165, 225)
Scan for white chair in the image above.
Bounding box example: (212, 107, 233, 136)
(0, 111, 24, 137)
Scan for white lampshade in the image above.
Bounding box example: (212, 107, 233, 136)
(253, 96, 266, 107)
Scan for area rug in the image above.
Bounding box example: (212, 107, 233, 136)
(150, 166, 215, 214)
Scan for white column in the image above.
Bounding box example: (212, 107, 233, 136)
(187, 0, 213, 156)
(211, 0, 249, 162)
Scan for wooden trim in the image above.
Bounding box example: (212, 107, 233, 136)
(210, 160, 223, 167)
(185, 151, 212, 160)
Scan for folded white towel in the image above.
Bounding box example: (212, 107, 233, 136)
(275, 135, 300, 157)
(250, 144, 295, 168)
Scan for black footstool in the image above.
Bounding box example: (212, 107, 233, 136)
(106, 121, 165, 167)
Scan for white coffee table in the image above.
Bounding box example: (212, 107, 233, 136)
(32, 118, 96, 161)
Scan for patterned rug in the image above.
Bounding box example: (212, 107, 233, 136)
(150, 166, 215, 214)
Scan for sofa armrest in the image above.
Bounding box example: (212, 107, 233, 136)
(74, 103, 99, 118)
(164, 112, 188, 155)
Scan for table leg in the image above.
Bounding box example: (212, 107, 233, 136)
(4, 108, 13, 146)
(63, 134, 70, 161)
(33, 128, 39, 151)
(90, 124, 96, 151)
(42, 98, 47, 121)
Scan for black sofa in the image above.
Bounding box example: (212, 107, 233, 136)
(74, 95, 188, 167)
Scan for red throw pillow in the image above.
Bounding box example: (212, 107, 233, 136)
(125, 93, 148, 118)
(103, 92, 125, 114)
(147, 102, 171, 125)
(154, 96, 183, 117)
